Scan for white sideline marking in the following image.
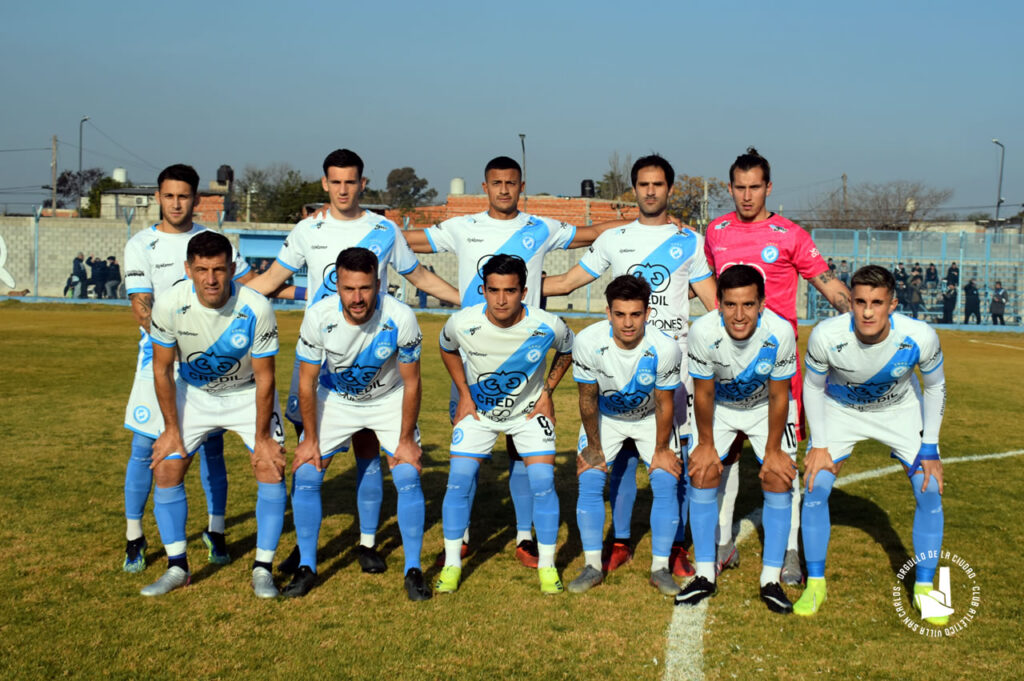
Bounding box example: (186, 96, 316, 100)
(967, 339, 1024, 351)
(661, 449, 1024, 681)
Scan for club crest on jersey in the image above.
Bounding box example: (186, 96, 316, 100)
(761, 246, 780, 263)
(452, 428, 464, 445)
(755, 360, 774, 375)
(288, 395, 299, 414)
(669, 246, 683, 260)
(890, 363, 911, 378)
(636, 370, 655, 386)
(368, 244, 382, 256)
(522, 235, 536, 250)
(230, 333, 249, 349)
(526, 348, 543, 363)
(374, 344, 393, 360)
(577, 433, 588, 451)
(133, 406, 151, 423)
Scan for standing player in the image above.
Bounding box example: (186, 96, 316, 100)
(122, 164, 252, 572)
(142, 231, 286, 597)
(283, 248, 430, 601)
(544, 154, 716, 575)
(705, 147, 851, 583)
(795, 265, 946, 619)
(676, 265, 797, 613)
(568, 275, 683, 596)
(435, 255, 574, 595)
(248, 149, 457, 573)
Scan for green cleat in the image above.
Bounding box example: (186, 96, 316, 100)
(913, 583, 951, 626)
(793, 577, 827, 616)
(538, 566, 564, 595)
(202, 530, 230, 565)
(123, 537, 148, 573)
(434, 565, 462, 594)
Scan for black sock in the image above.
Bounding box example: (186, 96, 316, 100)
(168, 556, 189, 572)
(253, 560, 272, 572)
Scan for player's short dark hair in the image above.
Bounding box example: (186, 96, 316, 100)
(729, 147, 771, 184)
(631, 154, 674, 187)
(605, 274, 651, 308)
(186, 231, 232, 263)
(335, 247, 378, 278)
(850, 265, 895, 293)
(323, 149, 364, 178)
(484, 156, 522, 178)
(717, 264, 765, 301)
(158, 164, 199, 194)
(481, 253, 527, 289)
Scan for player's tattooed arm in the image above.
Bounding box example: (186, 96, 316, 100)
(811, 268, 851, 313)
(129, 292, 153, 331)
(577, 381, 607, 474)
(529, 351, 573, 424)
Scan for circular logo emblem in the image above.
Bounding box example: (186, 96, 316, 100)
(375, 345, 392, 360)
(452, 428, 464, 445)
(287, 395, 299, 414)
(368, 244, 382, 256)
(448, 400, 457, 422)
(577, 432, 588, 451)
(669, 246, 683, 260)
(890, 364, 910, 378)
(526, 348, 543, 363)
(636, 371, 655, 386)
(133, 406, 151, 423)
(756, 360, 774, 375)
(230, 333, 248, 349)
(891, 550, 980, 638)
(522, 236, 535, 250)
(760, 246, 779, 264)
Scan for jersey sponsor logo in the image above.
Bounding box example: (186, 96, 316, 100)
(769, 223, 788, 233)
(325, 323, 338, 333)
(179, 330, 198, 336)
(185, 350, 241, 377)
(452, 428, 464, 445)
(835, 342, 848, 353)
(809, 247, 820, 258)
(311, 244, 329, 250)
(619, 248, 636, 253)
(475, 370, 527, 397)
(230, 333, 249, 349)
(257, 329, 278, 344)
(155, 262, 174, 269)
(602, 389, 651, 412)
(714, 220, 731, 230)
(176, 304, 191, 314)
(133, 406, 151, 423)
(628, 263, 671, 293)
(126, 270, 145, 278)
(148, 239, 159, 250)
(761, 246, 780, 263)
(466, 325, 481, 335)
(636, 370, 655, 386)
(467, 237, 484, 243)
(755, 360, 774, 375)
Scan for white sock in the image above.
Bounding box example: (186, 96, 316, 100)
(696, 561, 716, 581)
(584, 550, 602, 570)
(651, 555, 669, 572)
(255, 548, 275, 565)
(516, 530, 533, 544)
(760, 565, 782, 586)
(717, 462, 739, 545)
(788, 468, 801, 551)
(537, 542, 556, 569)
(359, 533, 375, 548)
(444, 538, 464, 567)
(462, 528, 470, 544)
(208, 514, 225, 534)
(126, 519, 143, 541)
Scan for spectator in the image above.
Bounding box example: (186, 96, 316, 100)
(964, 278, 981, 324)
(946, 262, 959, 288)
(925, 263, 939, 288)
(87, 255, 107, 299)
(72, 252, 88, 298)
(941, 284, 957, 324)
(105, 256, 122, 299)
(990, 281, 1008, 325)
(907, 275, 924, 319)
(911, 262, 923, 280)
(838, 259, 851, 286)
(893, 262, 908, 287)
(827, 258, 836, 272)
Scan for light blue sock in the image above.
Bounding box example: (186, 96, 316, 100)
(576, 469, 607, 553)
(802, 470, 836, 579)
(292, 463, 324, 571)
(255, 481, 286, 555)
(674, 437, 691, 543)
(442, 457, 479, 541)
(197, 434, 227, 518)
(689, 484, 718, 564)
(392, 463, 425, 573)
(356, 456, 383, 538)
(649, 469, 680, 558)
(762, 490, 793, 569)
(153, 483, 188, 554)
(508, 458, 533, 533)
(910, 472, 943, 584)
(527, 463, 559, 546)
(125, 433, 154, 521)
(609, 446, 639, 540)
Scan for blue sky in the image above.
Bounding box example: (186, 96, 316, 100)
(1, 1, 1020, 220)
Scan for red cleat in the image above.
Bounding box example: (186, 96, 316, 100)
(670, 544, 695, 577)
(602, 541, 633, 572)
(515, 539, 539, 568)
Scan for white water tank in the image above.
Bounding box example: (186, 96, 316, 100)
(112, 167, 127, 183)
(449, 177, 465, 195)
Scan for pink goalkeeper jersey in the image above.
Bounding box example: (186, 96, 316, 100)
(704, 212, 828, 333)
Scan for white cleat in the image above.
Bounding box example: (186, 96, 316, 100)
(140, 566, 190, 597)
(252, 567, 279, 599)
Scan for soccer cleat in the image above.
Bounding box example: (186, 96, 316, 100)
(251, 567, 279, 599)
(515, 539, 539, 568)
(433, 542, 469, 568)
(538, 566, 564, 595)
(716, 541, 739, 574)
(781, 549, 804, 586)
(760, 582, 794, 614)
(567, 565, 604, 594)
(281, 565, 316, 598)
(277, 545, 300, 575)
(674, 576, 716, 606)
(202, 530, 230, 565)
(434, 565, 462, 594)
(404, 568, 432, 602)
(913, 583, 951, 626)
(123, 537, 148, 573)
(793, 577, 827, 616)
(669, 544, 695, 577)
(356, 545, 386, 574)
(602, 541, 633, 572)
(139, 566, 190, 597)
(649, 568, 681, 596)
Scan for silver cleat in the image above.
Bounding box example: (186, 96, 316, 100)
(140, 566, 190, 597)
(567, 565, 604, 594)
(781, 549, 804, 586)
(252, 567, 279, 599)
(716, 541, 739, 575)
(649, 568, 681, 596)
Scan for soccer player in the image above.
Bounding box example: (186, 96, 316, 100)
(568, 275, 683, 596)
(248, 149, 458, 573)
(282, 247, 430, 601)
(675, 265, 798, 613)
(142, 231, 286, 597)
(435, 254, 574, 595)
(705, 147, 851, 583)
(544, 154, 716, 576)
(794, 265, 946, 620)
(121, 164, 252, 572)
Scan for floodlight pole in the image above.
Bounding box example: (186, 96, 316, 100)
(519, 133, 527, 210)
(78, 116, 89, 215)
(992, 139, 1005, 222)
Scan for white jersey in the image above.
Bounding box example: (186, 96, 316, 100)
(804, 312, 944, 412)
(297, 293, 422, 403)
(440, 303, 573, 422)
(149, 281, 278, 395)
(578, 222, 712, 342)
(424, 211, 576, 307)
(688, 308, 797, 409)
(276, 210, 420, 307)
(572, 320, 681, 421)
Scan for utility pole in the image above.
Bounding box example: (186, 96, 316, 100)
(841, 173, 848, 227)
(519, 133, 527, 210)
(51, 135, 58, 217)
(78, 115, 90, 215)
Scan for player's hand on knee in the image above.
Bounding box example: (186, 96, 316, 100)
(252, 436, 285, 482)
(759, 447, 796, 489)
(292, 437, 322, 473)
(804, 447, 837, 492)
(576, 445, 608, 475)
(920, 458, 944, 495)
(391, 437, 423, 473)
(687, 442, 722, 488)
(651, 445, 682, 479)
(151, 431, 185, 469)
(527, 391, 555, 424)
(453, 397, 479, 424)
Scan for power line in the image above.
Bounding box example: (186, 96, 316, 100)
(85, 120, 160, 171)
(55, 140, 153, 174)
(0, 147, 50, 153)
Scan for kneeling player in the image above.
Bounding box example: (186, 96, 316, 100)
(676, 265, 798, 613)
(795, 265, 946, 621)
(284, 247, 430, 601)
(436, 254, 574, 595)
(144, 231, 286, 597)
(569, 275, 683, 596)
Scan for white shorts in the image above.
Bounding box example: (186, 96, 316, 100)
(821, 397, 923, 468)
(710, 400, 799, 463)
(171, 382, 285, 457)
(575, 414, 679, 466)
(313, 387, 419, 460)
(450, 413, 556, 459)
(674, 374, 693, 446)
(286, 353, 302, 424)
(124, 367, 163, 438)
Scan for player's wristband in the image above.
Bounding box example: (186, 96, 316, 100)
(918, 443, 940, 460)
(294, 286, 307, 301)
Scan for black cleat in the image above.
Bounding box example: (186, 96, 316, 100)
(357, 545, 386, 574)
(759, 581, 794, 614)
(404, 568, 432, 601)
(281, 565, 316, 598)
(277, 545, 300, 575)
(674, 576, 717, 607)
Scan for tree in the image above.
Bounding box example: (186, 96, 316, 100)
(596, 152, 632, 200)
(82, 176, 132, 218)
(617, 174, 730, 227)
(235, 163, 325, 223)
(810, 181, 954, 230)
(55, 168, 104, 208)
(385, 167, 437, 211)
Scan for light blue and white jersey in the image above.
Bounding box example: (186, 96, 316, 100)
(572, 320, 681, 421)
(579, 222, 712, 343)
(688, 308, 797, 409)
(297, 293, 422, 404)
(424, 211, 576, 307)
(276, 210, 419, 307)
(124, 223, 250, 373)
(440, 303, 573, 422)
(149, 281, 278, 395)
(804, 312, 943, 412)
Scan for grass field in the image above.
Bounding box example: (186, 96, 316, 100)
(1, 301, 1022, 680)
